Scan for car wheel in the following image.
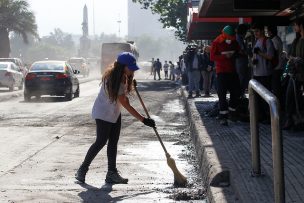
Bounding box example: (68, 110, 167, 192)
(65, 88, 73, 101)
(24, 93, 31, 102)
(74, 85, 80, 98)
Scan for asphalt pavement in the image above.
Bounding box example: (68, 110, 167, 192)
(0, 73, 206, 202)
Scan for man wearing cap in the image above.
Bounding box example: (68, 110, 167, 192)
(210, 25, 241, 125)
(75, 52, 156, 184)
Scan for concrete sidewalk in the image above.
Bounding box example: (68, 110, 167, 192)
(181, 87, 304, 203)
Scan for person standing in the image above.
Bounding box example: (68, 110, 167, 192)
(163, 61, 169, 79)
(175, 61, 182, 83)
(201, 45, 214, 97)
(210, 25, 241, 125)
(252, 24, 275, 122)
(181, 54, 188, 85)
(235, 24, 250, 98)
(169, 61, 175, 81)
(154, 58, 162, 80)
(186, 46, 202, 98)
(267, 26, 283, 107)
(283, 19, 304, 129)
(150, 58, 155, 75)
(75, 52, 156, 184)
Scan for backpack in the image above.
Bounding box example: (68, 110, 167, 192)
(262, 38, 279, 69)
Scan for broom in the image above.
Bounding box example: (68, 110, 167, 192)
(133, 79, 187, 187)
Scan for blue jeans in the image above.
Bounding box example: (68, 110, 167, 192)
(188, 70, 200, 93)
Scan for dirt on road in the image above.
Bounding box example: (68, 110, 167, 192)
(0, 75, 206, 202)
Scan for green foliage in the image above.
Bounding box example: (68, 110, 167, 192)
(132, 0, 188, 42)
(10, 31, 128, 64)
(43, 28, 75, 50)
(0, 0, 38, 57)
(0, 0, 38, 41)
(10, 28, 76, 63)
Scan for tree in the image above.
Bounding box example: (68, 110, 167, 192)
(0, 0, 38, 57)
(10, 32, 36, 61)
(10, 28, 76, 63)
(44, 28, 75, 50)
(132, 0, 188, 42)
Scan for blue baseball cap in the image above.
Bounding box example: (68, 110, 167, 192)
(117, 52, 140, 71)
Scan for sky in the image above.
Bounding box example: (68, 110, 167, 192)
(27, 0, 128, 37)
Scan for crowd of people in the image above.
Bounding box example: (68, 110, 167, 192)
(176, 20, 304, 130)
(150, 57, 182, 83)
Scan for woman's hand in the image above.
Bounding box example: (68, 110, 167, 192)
(143, 118, 156, 128)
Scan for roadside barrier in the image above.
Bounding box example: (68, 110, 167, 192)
(248, 79, 285, 203)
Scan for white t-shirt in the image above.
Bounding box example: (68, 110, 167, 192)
(92, 82, 126, 123)
(253, 38, 274, 76)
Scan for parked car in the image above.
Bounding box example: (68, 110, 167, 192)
(0, 62, 24, 91)
(24, 61, 80, 101)
(68, 57, 89, 77)
(0, 58, 27, 77)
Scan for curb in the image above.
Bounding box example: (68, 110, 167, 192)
(180, 86, 238, 203)
(0, 77, 98, 102)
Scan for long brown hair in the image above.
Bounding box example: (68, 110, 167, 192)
(102, 61, 134, 102)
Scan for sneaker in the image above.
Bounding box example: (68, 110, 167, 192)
(75, 166, 88, 183)
(105, 170, 128, 184)
(187, 93, 193, 99)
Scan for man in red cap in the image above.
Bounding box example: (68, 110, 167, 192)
(210, 25, 241, 125)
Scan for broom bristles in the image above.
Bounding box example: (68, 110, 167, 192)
(166, 155, 187, 187)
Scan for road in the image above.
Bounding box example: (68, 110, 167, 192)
(0, 72, 206, 202)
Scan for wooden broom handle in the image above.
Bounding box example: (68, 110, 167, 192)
(133, 80, 169, 156)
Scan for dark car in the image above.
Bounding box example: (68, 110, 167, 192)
(24, 60, 80, 101)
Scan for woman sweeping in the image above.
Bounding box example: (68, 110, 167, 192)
(75, 52, 156, 184)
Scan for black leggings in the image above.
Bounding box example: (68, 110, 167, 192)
(81, 116, 121, 171)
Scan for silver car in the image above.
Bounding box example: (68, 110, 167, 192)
(0, 62, 24, 91)
(0, 58, 27, 77)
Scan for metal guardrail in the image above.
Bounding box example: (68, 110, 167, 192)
(248, 79, 285, 203)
